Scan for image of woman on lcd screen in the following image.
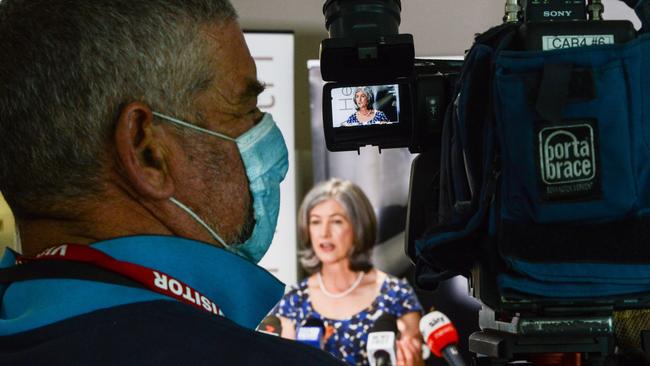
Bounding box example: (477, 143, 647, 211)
(341, 87, 390, 126)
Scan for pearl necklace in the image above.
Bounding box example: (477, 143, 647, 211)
(317, 271, 365, 299)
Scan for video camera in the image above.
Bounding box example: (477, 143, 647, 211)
(320, 0, 641, 270)
(320, 0, 650, 364)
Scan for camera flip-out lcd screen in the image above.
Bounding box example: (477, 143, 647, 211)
(323, 82, 412, 151)
(330, 84, 400, 128)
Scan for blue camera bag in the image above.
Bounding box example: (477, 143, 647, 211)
(414, 18, 650, 304)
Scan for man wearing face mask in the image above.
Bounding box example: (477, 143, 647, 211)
(0, 1, 343, 365)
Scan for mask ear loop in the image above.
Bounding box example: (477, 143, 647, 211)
(153, 111, 234, 249)
(152, 111, 236, 142)
(169, 197, 230, 250)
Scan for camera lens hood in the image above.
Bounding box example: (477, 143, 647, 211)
(323, 0, 402, 39)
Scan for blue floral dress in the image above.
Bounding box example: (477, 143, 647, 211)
(341, 110, 390, 126)
(272, 275, 423, 366)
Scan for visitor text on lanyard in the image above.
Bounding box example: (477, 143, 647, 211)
(16, 244, 222, 317)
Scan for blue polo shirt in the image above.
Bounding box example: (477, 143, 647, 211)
(0, 235, 285, 333)
(0, 235, 345, 365)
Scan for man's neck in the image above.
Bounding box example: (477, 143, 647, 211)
(18, 201, 172, 256)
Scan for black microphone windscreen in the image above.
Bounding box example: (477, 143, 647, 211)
(370, 313, 398, 333)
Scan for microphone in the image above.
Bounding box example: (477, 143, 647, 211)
(257, 315, 282, 336)
(296, 317, 325, 349)
(419, 311, 467, 366)
(366, 313, 398, 366)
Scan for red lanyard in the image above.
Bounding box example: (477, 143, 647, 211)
(16, 244, 222, 317)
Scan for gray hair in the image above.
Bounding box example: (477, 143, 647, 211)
(0, 0, 237, 218)
(298, 178, 377, 274)
(353, 87, 375, 110)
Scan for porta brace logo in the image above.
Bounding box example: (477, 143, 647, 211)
(538, 123, 596, 185)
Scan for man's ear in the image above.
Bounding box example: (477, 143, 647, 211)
(114, 102, 175, 200)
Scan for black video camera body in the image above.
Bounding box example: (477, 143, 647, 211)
(320, 0, 637, 154)
(320, 0, 461, 153)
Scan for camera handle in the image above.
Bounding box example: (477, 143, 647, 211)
(588, 0, 604, 21)
(503, 0, 521, 23)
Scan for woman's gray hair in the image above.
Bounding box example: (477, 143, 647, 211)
(353, 87, 375, 110)
(0, 0, 236, 218)
(298, 178, 377, 274)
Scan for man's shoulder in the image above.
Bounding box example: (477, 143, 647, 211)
(0, 300, 344, 365)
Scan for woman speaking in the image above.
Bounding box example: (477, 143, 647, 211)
(272, 178, 424, 366)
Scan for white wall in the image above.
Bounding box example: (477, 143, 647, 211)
(234, 0, 639, 55)
(232, 1, 506, 56)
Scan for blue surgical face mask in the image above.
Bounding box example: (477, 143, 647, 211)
(152, 111, 289, 263)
